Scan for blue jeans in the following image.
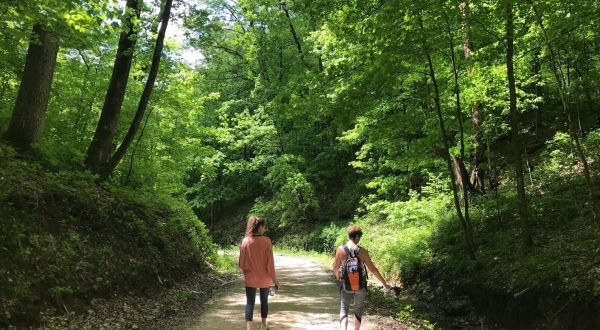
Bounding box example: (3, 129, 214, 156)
(245, 287, 269, 321)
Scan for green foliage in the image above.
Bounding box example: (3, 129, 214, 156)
(365, 283, 435, 330)
(214, 247, 239, 273)
(314, 223, 344, 254)
(251, 156, 319, 230)
(333, 190, 452, 280)
(533, 132, 576, 181)
(0, 154, 217, 326)
(1, 0, 600, 326)
(177, 289, 193, 300)
(49, 286, 74, 298)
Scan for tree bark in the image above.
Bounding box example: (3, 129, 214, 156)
(453, 156, 472, 194)
(85, 0, 140, 176)
(108, 0, 174, 175)
(278, 47, 284, 81)
(444, 11, 474, 234)
(532, 51, 542, 138)
(528, 0, 597, 222)
(460, 1, 485, 193)
(459, 1, 473, 59)
(6, 23, 58, 149)
(506, 0, 533, 251)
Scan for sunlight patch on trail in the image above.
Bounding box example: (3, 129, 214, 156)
(183, 255, 383, 329)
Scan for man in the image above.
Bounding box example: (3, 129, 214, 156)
(333, 225, 392, 330)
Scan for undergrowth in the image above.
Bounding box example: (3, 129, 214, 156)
(305, 130, 600, 299)
(0, 145, 218, 327)
(267, 130, 600, 325)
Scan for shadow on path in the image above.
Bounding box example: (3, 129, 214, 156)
(183, 255, 382, 329)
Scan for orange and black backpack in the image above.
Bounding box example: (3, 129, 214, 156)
(342, 244, 368, 291)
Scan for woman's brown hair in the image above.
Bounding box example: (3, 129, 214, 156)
(245, 215, 265, 236)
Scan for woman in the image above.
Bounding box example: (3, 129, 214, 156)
(239, 215, 280, 330)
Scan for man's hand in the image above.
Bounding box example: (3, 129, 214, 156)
(274, 280, 281, 289)
(383, 284, 396, 296)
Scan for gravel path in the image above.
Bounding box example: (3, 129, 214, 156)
(184, 255, 405, 330)
(38, 255, 409, 330)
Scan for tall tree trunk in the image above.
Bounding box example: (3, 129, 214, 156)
(420, 17, 475, 256)
(124, 90, 160, 186)
(318, 51, 324, 72)
(444, 12, 474, 236)
(506, 0, 533, 251)
(280, 1, 308, 68)
(73, 49, 92, 131)
(278, 47, 284, 81)
(532, 51, 543, 138)
(460, 0, 485, 193)
(529, 0, 597, 222)
(6, 23, 58, 149)
(85, 0, 140, 176)
(108, 0, 174, 175)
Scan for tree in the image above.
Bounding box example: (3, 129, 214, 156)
(459, 0, 485, 193)
(506, 0, 533, 250)
(5, 24, 59, 149)
(85, 0, 141, 176)
(2, 0, 113, 150)
(108, 0, 174, 175)
(528, 0, 597, 222)
(421, 15, 475, 255)
(279, 1, 308, 68)
(443, 8, 473, 238)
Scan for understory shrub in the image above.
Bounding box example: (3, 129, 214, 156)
(0, 152, 217, 327)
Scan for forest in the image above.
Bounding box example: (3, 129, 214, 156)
(1, 0, 599, 328)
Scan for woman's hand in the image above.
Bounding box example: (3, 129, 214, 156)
(274, 279, 281, 289)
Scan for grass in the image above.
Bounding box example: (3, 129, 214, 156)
(215, 247, 239, 273)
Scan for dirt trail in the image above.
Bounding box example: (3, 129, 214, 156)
(184, 255, 388, 329)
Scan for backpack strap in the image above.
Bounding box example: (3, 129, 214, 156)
(353, 245, 368, 288)
(344, 244, 361, 259)
(354, 245, 362, 258)
(343, 244, 352, 258)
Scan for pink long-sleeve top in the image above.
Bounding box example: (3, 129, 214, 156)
(239, 235, 277, 288)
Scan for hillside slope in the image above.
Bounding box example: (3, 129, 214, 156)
(0, 146, 217, 327)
